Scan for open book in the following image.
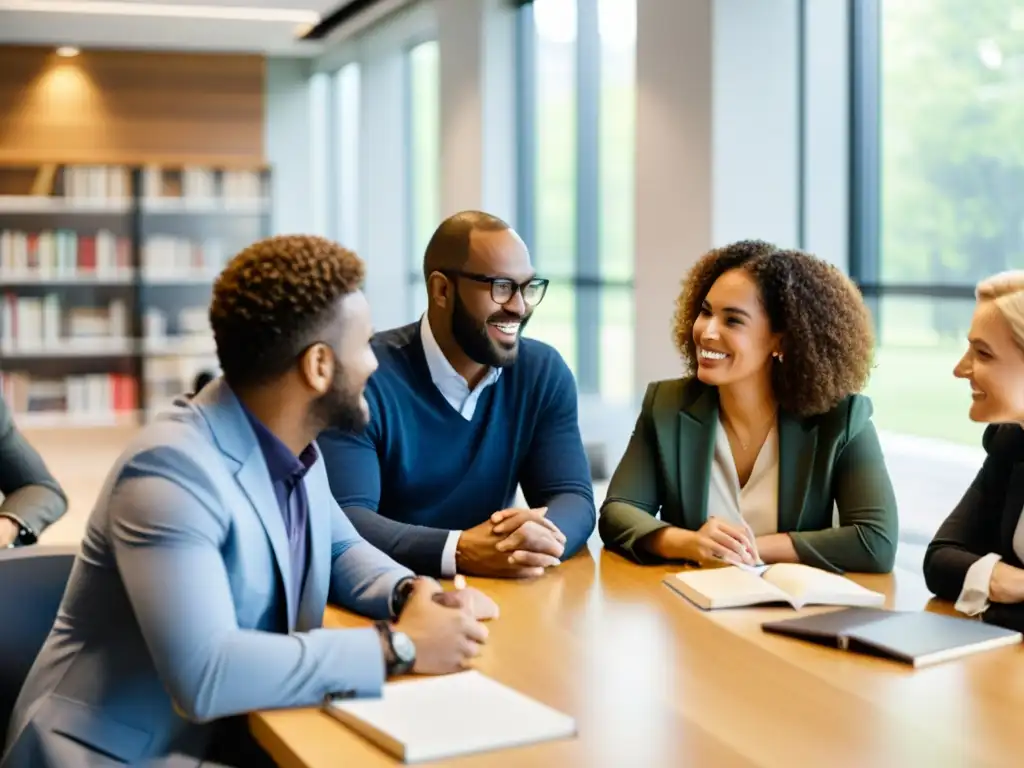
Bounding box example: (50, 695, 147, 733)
(663, 562, 886, 610)
(762, 607, 1023, 667)
(324, 670, 577, 764)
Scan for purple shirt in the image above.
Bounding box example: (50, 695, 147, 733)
(242, 407, 315, 629)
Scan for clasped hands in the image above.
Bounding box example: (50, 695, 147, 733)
(455, 506, 566, 579)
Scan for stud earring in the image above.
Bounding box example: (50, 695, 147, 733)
(773, 352, 784, 363)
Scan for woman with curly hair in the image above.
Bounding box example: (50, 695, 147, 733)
(924, 271, 1024, 631)
(598, 240, 898, 573)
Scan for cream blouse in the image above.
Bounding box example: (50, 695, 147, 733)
(706, 416, 780, 536)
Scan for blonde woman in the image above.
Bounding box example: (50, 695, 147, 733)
(924, 270, 1024, 631)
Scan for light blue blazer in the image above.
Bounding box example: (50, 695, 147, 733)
(2, 379, 412, 768)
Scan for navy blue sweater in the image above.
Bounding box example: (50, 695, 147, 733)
(318, 322, 596, 576)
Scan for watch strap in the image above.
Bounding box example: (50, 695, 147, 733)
(374, 620, 415, 677)
(390, 576, 416, 618)
(0, 513, 36, 548)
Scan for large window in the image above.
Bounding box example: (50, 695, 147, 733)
(597, 0, 635, 402)
(407, 40, 441, 320)
(334, 62, 361, 251)
(519, 0, 636, 403)
(524, 0, 578, 373)
(855, 0, 1014, 446)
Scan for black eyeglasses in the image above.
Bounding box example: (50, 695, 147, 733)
(441, 270, 549, 307)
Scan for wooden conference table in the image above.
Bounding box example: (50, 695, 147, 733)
(250, 539, 1024, 768)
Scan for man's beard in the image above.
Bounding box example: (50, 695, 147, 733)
(450, 290, 529, 368)
(309, 366, 369, 433)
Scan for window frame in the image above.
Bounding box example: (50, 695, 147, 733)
(849, 0, 977, 308)
(404, 36, 441, 321)
(515, 0, 635, 397)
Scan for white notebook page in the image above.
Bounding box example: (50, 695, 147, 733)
(326, 670, 577, 763)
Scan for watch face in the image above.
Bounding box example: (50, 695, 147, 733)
(392, 631, 416, 664)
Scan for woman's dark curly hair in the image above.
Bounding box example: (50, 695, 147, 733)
(673, 240, 875, 417)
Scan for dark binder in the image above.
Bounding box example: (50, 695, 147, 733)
(761, 607, 1022, 667)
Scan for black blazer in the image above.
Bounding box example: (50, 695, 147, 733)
(924, 423, 1024, 631)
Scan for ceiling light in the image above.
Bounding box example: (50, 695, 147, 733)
(0, 0, 320, 24)
(56, 46, 79, 57)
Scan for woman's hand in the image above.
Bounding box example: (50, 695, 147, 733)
(683, 517, 757, 567)
(989, 562, 1024, 604)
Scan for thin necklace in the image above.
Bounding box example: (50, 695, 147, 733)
(722, 409, 777, 452)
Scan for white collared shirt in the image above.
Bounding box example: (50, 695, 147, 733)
(419, 313, 501, 420)
(955, 507, 1024, 616)
(419, 313, 502, 575)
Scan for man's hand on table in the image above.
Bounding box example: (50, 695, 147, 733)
(454, 506, 565, 578)
(393, 578, 490, 674)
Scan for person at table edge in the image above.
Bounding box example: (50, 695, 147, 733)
(599, 240, 898, 574)
(319, 211, 595, 579)
(2, 236, 493, 768)
(924, 270, 1024, 632)
(0, 392, 68, 548)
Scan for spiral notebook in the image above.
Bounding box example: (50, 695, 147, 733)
(324, 670, 577, 764)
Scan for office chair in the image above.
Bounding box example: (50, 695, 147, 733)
(0, 545, 77, 736)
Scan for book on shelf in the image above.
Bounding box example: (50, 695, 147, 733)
(0, 165, 132, 211)
(324, 670, 577, 764)
(144, 306, 212, 350)
(1, 294, 129, 355)
(142, 236, 228, 280)
(61, 166, 132, 202)
(1, 370, 138, 422)
(0, 229, 132, 279)
(142, 166, 265, 209)
(761, 607, 1023, 667)
(144, 354, 219, 418)
(663, 562, 886, 611)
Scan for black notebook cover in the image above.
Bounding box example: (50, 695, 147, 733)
(762, 608, 1022, 667)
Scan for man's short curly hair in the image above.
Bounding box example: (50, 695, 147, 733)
(673, 240, 875, 417)
(210, 235, 365, 388)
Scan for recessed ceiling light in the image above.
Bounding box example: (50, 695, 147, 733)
(56, 46, 79, 57)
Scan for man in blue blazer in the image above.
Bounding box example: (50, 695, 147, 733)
(2, 236, 492, 768)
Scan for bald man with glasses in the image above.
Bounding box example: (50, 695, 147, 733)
(318, 211, 595, 580)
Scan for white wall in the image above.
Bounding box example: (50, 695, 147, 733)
(436, 0, 517, 222)
(803, 0, 851, 272)
(633, 0, 809, 391)
(712, 0, 801, 250)
(634, 0, 713, 391)
(358, 52, 410, 331)
(265, 57, 319, 237)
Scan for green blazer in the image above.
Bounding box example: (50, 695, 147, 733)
(598, 378, 898, 573)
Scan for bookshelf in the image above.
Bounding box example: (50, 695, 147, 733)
(0, 162, 271, 428)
